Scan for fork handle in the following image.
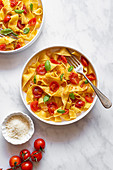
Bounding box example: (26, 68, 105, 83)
(82, 73, 112, 108)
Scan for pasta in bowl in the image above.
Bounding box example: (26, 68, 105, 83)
(21, 46, 98, 125)
(0, 0, 43, 52)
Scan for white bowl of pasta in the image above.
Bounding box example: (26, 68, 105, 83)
(0, 0, 44, 53)
(20, 46, 98, 125)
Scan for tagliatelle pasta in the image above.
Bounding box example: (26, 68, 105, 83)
(0, 0, 43, 51)
(22, 47, 97, 122)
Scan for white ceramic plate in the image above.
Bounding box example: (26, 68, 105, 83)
(0, 0, 44, 54)
(20, 46, 98, 125)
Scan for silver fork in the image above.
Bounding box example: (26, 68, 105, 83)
(66, 48, 112, 109)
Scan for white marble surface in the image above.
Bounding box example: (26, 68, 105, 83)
(0, 0, 113, 169)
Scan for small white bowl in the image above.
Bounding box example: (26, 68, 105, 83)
(20, 46, 98, 126)
(1, 112, 34, 145)
(0, 0, 44, 54)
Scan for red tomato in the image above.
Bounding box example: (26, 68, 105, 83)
(22, 4, 27, 14)
(50, 58, 60, 64)
(0, 44, 6, 51)
(49, 81, 59, 92)
(81, 56, 89, 67)
(0, 0, 4, 9)
(28, 18, 36, 26)
(32, 86, 43, 99)
(10, 0, 18, 7)
(69, 72, 79, 85)
(58, 55, 67, 64)
(86, 73, 96, 81)
(70, 98, 76, 103)
(62, 109, 69, 115)
(85, 95, 93, 103)
(15, 43, 21, 50)
(30, 101, 40, 112)
(47, 102, 58, 115)
(20, 149, 31, 161)
(75, 100, 85, 108)
(9, 155, 21, 168)
(17, 20, 25, 29)
(34, 138, 45, 151)
(21, 161, 33, 170)
(31, 151, 42, 162)
(4, 15, 11, 23)
(37, 64, 47, 75)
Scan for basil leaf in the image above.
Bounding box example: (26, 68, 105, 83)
(43, 95, 50, 103)
(68, 66, 74, 72)
(84, 80, 88, 84)
(30, 3, 33, 11)
(69, 92, 75, 99)
(34, 75, 36, 84)
(60, 73, 64, 81)
(0, 28, 13, 35)
(12, 32, 18, 36)
(57, 109, 65, 113)
(15, 9, 24, 14)
(45, 60, 51, 71)
(23, 28, 30, 34)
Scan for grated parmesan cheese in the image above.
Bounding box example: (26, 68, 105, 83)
(6, 115, 30, 139)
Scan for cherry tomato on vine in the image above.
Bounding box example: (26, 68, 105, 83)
(31, 151, 42, 162)
(21, 161, 33, 170)
(9, 155, 21, 168)
(20, 149, 31, 161)
(34, 138, 45, 151)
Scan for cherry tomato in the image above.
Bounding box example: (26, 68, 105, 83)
(20, 149, 30, 161)
(21, 161, 33, 170)
(85, 95, 93, 103)
(70, 97, 76, 103)
(86, 73, 96, 81)
(32, 86, 43, 99)
(75, 100, 85, 108)
(58, 55, 67, 64)
(62, 109, 69, 115)
(0, 44, 6, 51)
(34, 138, 45, 151)
(31, 151, 42, 162)
(0, 0, 4, 9)
(17, 20, 25, 29)
(69, 72, 79, 85)
(9, 155, 21, 168)
(30, 101, 40, 112)
(50, 58, 60, 64)
(47, 102, 58, 115)
(4, 15, 11, 23)
(81, 56, 89, 67)
(15, 43, 21, 50)
(28, 18, 36, 26)
(37, 63, 47, 75)
(22, 4, 27, 14)
(49, 81, 59, 92)
(10, 0, 18, 7)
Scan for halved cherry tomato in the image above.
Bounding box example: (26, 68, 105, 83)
(37, 63, 47, 75)
(17, 20, 25, 29)
(50, 58, 60, 64)
(10, 0, 18, 7)
(28, 18, 36, 26)
(86, 73, 96, 81)
(0, 0, 4, 9)
(15, 43, 21, 50)
(30, 101, 40, 112)
(62, 109, 69, 115)
(31, 151, 42, 162)
(49, 81, 59, 92)
(69, 72, 79, 85)
(75, 100, 85, 108)
(47, 102, 58, 115)
(34, 138, 45, 151)
(85, 95, 93, 103)
(22, 4, 27, 14)
(32, 86, 43, 99)
(4, 15, 11, 23)
(0, 44, 6, 51)
(70, 98, 77, 103)
(21, 161, 33, 170)
(20, 149, 31, 161)
(81, 56, 89, 67)
(9, 155, 21, 168)
(58, 55, 67, 64)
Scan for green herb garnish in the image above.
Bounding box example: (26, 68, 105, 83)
(30, 3, 33, 11)
(43, 95, 50, 103)
(34, 75, 36, 84)
(45, 60, 51, 71)
(23, 28, 30, 34)
(0, 28, 13, 35)
(57, 109, 65, 113)
(68, 66, 74, 72)
(84, 80, 88, 84)
(69, 92, 75, 99)
(60, 73, 64, 81)
(15, 9, 24, 14)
